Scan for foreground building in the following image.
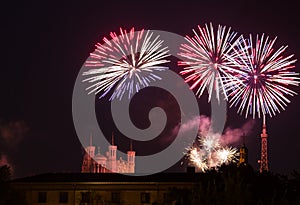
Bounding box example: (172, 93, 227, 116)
(10, 172, 199, 205)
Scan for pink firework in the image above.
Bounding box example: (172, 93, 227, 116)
(178, 23, 241, 102)
(82, 27, 170, 100)
(225, 34, 300, 118)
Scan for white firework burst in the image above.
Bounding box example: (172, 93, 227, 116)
(224, 34, 299, 118)
(186, 134, 238, 172)
(83, 27, 170, 100)
(178, 23, 242, 102)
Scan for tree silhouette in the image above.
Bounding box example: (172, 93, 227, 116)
(0, 165, 27, 205)
(190, 164, 300, 205)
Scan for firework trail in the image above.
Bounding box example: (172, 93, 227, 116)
(225, 34, 300, 118)
(82, 27, 170, 100)
(186, 133, 238, 172)
(178, 23, 241, 102)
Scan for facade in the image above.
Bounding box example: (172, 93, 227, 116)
(10, 172, 198, 205)
(81, 135, 135, 174)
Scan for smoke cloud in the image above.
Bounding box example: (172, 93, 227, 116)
(0, 120, 28, 172)
(199, 115, 211, 136)
(172, 115, 255, 146)
(0, 154, 14, 173)
(0, 120, 29, 146)
(171, 115, 211, 136)
(178, 116, 200, 134)
(221, 120, 256, 145)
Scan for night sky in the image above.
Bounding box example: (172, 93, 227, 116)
(1, 0, 300, 178)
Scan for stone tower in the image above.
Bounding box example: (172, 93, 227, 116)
(127, 141, 135, 173)
(107, 133, 117, 172)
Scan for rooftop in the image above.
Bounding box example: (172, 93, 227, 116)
(10, 172, 200, 183)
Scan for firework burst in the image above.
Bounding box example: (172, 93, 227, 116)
(178, 23, 241, 102)
(225, 34, 300, 118)
(186, 134, 238, 172)
(200, 134, 220, 151)
(216, 147, 238, 165)
(82, 27, 170, 100)
(188, 147, 208, 172)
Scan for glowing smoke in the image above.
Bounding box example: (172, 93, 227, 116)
(175, 115, 255, 145)
(0, 120, 28, 172)
(0, 120, 29, 146)
(177, 115, 255, 172)
(0, 154, 14, 173)
(221, 119, 255, 145)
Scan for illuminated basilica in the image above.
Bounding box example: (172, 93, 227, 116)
(81, 134, 135, 173)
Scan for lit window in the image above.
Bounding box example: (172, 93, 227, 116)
(38, 192, 47, 203)
(59, 192, 68, 203)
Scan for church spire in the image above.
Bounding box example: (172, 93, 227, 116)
(111, 132, 114, 145)
(89, 133, 93, 146)
(130, 140, 133, 151)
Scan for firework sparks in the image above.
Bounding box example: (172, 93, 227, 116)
(82, 27, 170, 100)
(200, 134, 220, 151)
(186, 134, 238, 172)
(225, 34, 300, 118)
(188, 147, 208, 172)
(178, 23, 241, 102)
(216, 147, 238, 164)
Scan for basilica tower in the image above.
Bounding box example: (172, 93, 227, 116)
(127, 141, 135, 173)
(107, 133, 117, 172)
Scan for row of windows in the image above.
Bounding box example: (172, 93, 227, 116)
(80, 192, 151, 204)
(38, 192, 68, 203)
(38, 191, 151, 204)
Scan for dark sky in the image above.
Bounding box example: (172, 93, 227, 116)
(1, 0, 300, 178)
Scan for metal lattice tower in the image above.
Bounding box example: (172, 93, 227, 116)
(260, 116, 268, 172)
